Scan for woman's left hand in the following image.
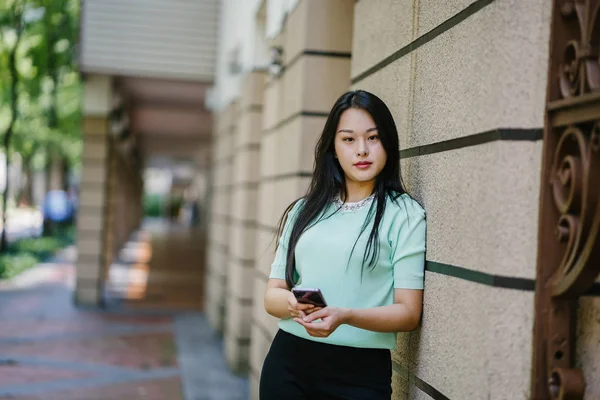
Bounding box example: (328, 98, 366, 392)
(293, 307, 350, 338)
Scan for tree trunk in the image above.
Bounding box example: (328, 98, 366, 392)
(0, 9, 23, 253)
(62, 160, 69, 191)
(1, 138, 13, 253)
(18, 158, 33, 207)
(48, 150, 64, 191)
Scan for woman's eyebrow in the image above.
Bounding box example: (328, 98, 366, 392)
(337, 127, 378, 133)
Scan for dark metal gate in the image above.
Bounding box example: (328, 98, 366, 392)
(532, 1, 600, 399)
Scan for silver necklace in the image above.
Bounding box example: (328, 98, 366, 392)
(334, 194, 375, 213)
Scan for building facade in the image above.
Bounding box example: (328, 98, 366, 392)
(206, 1, 600, 399)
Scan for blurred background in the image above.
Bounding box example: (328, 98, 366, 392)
(1, 1, 600, 400)
(0, 1, 234, 399)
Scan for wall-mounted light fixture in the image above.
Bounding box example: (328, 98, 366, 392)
(110, 108, 129, 138)
(228, 46, 242, 75)
(268, 46, 284, 77)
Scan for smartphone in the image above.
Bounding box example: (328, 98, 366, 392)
(292, 287, 327, 308)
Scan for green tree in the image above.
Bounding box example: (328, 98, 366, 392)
(0, 0, 26, 252)
(12, 92, 49, 205)
(20, 0, 81, 193)
(0, 0, 81, 249)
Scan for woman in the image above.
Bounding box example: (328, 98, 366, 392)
(260, 90, 426, 399)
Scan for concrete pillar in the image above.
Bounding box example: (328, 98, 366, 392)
(224, 71, 266, 374)
(75, 75, 143, 306)
(206, 101, 239, 332)
(75, 75, 141, 306)
(75, 75, 114, 305)
(247, 1, 354, 397)
(112, 150, 125, 251)
(110, 145, 142, 254)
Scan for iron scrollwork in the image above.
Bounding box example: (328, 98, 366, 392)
(550, 123, 600, 298)
(533, 1, 600, 399)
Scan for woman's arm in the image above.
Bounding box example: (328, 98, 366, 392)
(344, 288, 423, 332)
(264, 278, 315, 319)
(295, 288, 423, 337)
(264, 279, 293, 319)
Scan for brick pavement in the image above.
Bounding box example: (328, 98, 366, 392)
(0, 277, 181, 399)
(0, 221, 248, 400)
(16, 377, 183, 400)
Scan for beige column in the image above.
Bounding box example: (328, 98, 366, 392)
(206, 101, 239, 332)
(103, 140, 117, 277)
(111, 146, 141, 253)
(248, 1, 354, 397)
(224, 71, 266, 373)
(75, 75, 114, 305)
(75, 76, 141, 306)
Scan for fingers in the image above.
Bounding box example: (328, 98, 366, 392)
(287, 296, 314, 310)
(303, 307, 328, 323)
(293, 318, 329, 337)
(288, 299, 314, 319)
(304, 307, 322, 315)
(288, 304, 313, 319)
(294, 303, 315, 311)
(287, 305, 302, 318)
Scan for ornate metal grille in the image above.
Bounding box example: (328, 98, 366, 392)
(532, 1, 600, 399)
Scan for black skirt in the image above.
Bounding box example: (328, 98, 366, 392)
(259, 329, 392, 400)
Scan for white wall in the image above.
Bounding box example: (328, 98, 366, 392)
(212, 0, 261, 110)
(265, 0, 299, 37)
(211, 0, 299, 111)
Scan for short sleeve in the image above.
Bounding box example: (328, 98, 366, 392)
(269, 200, 304, 280)
(391, 199, 426, 289)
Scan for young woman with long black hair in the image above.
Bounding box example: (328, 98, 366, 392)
(260, 90, 426, 399)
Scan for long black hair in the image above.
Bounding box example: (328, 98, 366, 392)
(277, 90, 407, 289)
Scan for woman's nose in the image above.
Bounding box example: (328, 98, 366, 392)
(357, 141, 368, 156)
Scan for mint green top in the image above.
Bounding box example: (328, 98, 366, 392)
(269, 193, 426, 350)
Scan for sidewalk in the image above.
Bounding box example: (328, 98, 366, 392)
(0, 243, 248, 399)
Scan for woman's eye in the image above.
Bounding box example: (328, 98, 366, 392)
(343, 137, 354, 142)
(368, 135, 379, 141)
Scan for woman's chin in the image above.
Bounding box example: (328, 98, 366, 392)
(346, 174, 377, 184)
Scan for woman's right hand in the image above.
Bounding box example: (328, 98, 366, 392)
(287, 293, 320, 319)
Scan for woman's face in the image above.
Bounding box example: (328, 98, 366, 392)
(334, 108, 387, 189)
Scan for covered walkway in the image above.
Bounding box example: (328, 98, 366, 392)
(0, 220, 247, 400)
(104, 219, 206, 311)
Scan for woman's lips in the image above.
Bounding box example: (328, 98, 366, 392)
(354, 162, 372, 169)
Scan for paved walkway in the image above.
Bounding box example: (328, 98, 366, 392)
(0, 221, 248, 400)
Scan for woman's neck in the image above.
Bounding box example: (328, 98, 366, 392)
(344, 181, 375, 202)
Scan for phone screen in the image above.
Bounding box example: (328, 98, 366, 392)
(292, 288, 327, 307)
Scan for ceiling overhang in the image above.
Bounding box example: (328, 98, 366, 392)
(114, 76, 213, 166)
